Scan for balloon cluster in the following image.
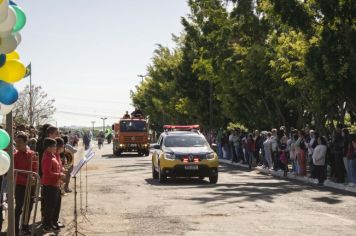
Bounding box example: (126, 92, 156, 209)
(0, 0, 27, 115)
(0, 128, 10, 175)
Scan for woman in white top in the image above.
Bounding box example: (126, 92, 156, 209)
(312, 136, 328, 185)
(263, 132, 273, 169)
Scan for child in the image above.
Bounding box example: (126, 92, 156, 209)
(53, 137, 66, 229)
(41, 138, 64, 232)
(14, 133, 38, 236)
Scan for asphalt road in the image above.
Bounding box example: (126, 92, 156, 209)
(57, 143, 356, 236)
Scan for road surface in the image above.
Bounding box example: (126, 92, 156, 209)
(57, 143, 356, 236)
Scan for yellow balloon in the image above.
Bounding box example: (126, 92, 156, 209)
(0, 59, 26, 83)
(6, 51, 19, 60)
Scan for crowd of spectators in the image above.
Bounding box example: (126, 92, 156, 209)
(208, 124, 356, 186)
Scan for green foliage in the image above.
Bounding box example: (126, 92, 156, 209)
(131, 0, 356, 133)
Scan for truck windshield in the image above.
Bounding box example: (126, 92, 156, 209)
(164, 136, 208, 147)
(120, 120, 147, 132)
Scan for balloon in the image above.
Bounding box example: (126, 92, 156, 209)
(6, 50, 18, 60)
(0, 129, 10, 149)
(0, 34, 18, 54)
(12, 5, 25, 32)
(0, 54, 5, 67)
(0, 150, 10, 176)
(14, 31, 21, 44)
(0, 59, 26, 83)
(0, 80, 18, 105)
(0, 102, 14, 115)
(0, 0, 9, 24)
(0, 7, 16, 36)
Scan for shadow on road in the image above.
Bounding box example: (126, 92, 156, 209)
(145, 178, 212, 186)
(184, 163, 356, 205)
(103, 153, 148, 159)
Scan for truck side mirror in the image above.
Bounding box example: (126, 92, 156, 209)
(112, 124, 114, 130)
(153, 144, 160, 150)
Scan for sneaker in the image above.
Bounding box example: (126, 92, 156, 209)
(65, 189, 73, 193)
(51, 225, 61, 231)
(55, 222, 65, 228)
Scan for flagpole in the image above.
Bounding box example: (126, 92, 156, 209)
(29, 63, 33, 126)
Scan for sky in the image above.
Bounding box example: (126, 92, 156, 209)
(14, 0, 190, 128)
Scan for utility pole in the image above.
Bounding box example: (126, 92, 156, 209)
(91, 121, 95, 135)
(137, 74, 146, 83)
(100, 118, 107, 132)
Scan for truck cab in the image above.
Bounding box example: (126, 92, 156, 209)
(112, 118, 150, 156)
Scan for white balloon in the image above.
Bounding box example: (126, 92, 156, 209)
(0, 0, 9, 24)
(0, 102, 14, 115)
(0, 6, 16, 35)
(0, 34, 17, 54)
(0, 151, 10, 176)
(14, 31, 21, 44)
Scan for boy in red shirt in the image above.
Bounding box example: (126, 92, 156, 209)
(41, 138, 65, 232)
(14, 133, 38, 236)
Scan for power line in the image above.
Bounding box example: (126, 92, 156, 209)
(56, 110, 121, 119)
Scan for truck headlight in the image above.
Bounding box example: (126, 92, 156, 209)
(164, 153, 176, 160)
(206, 152, 215, 160)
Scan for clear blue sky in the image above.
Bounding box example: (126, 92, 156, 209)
(15, 0, 189, 127)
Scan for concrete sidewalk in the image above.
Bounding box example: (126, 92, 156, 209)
(219, 158, 356, 194)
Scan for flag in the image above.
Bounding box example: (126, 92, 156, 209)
(24, 63, 31, 77)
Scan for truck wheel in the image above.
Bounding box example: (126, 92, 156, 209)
(114, 151, 121, 157)
(209, 175, 218, 184)
(158, 167, 167, 183)
(152, 164, 158, 179)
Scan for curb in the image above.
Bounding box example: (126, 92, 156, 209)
(219, 159, 356, 194)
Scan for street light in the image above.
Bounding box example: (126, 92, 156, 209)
(100, 117, 107, 132)
(137, 74, 147, 83)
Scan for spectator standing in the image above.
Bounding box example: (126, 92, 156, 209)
(342, 128, 351, 182)
(312, 136, 328, 185)
(271, 129, 279, 170)
(254, 130, 263, 165)
(14, 134, 38, 236)
(295, 131, 307, 176)
(216, 128, 223, 159)
(263, 132, 273, 169)
(41, 138, 64, 232)
(347, 136, 356, 186)
(246, 133, 255, 169)
(333, 124, 345, 183)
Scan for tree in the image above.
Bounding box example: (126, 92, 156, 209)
(132, 0, 355, 133)
(13, 85, 56, 126)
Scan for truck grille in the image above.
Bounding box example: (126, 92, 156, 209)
(123, 136, 144, 143)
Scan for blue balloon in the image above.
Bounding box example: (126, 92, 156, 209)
(9, 1, 17, 5)
(0, 54, 5, 68)
(0, 81, 18, 105)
